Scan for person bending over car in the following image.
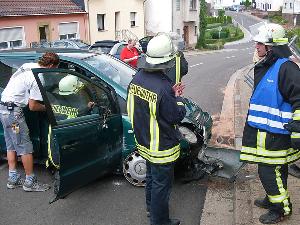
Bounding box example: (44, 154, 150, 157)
(0, 52, 60, 192)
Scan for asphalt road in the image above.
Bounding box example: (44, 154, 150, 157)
(0, 12, 262, 225)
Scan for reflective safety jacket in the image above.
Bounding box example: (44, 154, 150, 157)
(247, 58, 292, 134)
(241, 52, 300, 165)
(127, 70, 186, 164)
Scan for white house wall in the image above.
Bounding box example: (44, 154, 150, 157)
(86, 0, 144, 44)
(144, 0, 172, 35)
(256, 0, 283, 11)
(283, 0, 300, 14)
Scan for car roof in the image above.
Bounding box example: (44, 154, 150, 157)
(0, 48, 90, 54)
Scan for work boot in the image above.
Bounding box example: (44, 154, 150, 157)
(254, 197, 271, 209)
(289, 164, 300, 178)
(259, 210, 285, 224)
(162, 219, 180, 225)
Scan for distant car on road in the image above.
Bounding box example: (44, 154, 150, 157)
(89, 40, 127, 59)
(50, 39, 90, 50)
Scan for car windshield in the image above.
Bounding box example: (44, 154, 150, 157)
(74, 40, 90, 49)
(82, 54, 135, 89)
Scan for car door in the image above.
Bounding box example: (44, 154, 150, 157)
(31, 68, 123, 202)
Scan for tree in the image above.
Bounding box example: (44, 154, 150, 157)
(196, 0, 207, 49)
(241, 0, 251, 8)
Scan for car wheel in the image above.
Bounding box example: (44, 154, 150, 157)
(123, 151, 146, 187)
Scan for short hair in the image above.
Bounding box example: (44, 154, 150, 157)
(38, 52, 60, 67)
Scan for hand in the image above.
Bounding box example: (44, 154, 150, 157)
(88, 102, 96, 109)
(172, 82, 185, 97)
(132, 55, 139, 60)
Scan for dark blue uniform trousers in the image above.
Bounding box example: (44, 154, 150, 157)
(146, 161, 175, 225)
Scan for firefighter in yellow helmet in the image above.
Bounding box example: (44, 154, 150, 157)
(240, 22, 300, 223)
(127, 33, 186, 225)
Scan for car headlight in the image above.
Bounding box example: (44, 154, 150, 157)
(178, 126, 197, 144)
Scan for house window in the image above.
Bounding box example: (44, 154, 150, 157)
(270, 4, 271, 9)
(59, 22, 78, 39)
(177, 29, 180, 35)
(130, 12, 137, 27)
(190, 0, 197, 10)
(285, 3, 287, 9)
(176, 0, 180, 11)
(97, 14, 105, 31)
(290, 2, 293, 9)
(195, 26, 198, 36)
(0, 27, 24, 49)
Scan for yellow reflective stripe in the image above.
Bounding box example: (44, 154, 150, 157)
(240, 151, 300, 164)
(149, 102, 159, 151)
(127, 93, 135, 128)
(294, 110, 300, 114)
(269, 166, 291, 215)
(273, 38, 289, 43)
(46, 124, 59, 169)
(175, 55, 180, 84)
(177, 102, 184, 106)
(138, 146, 180, 164)
(257, 130, 266, 150)
(241, 146, 298, 157)
(291, 132, 300, 138)
(137, 143, 180, 157)
(128, 83, 157, 103)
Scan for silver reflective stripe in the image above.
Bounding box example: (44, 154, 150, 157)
(241, 146, 298, 157)
(249, 104, 292, 119)
(248, 115, 286, 130)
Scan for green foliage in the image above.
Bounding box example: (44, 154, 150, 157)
(206, 23, 223, 29)
(206, 16, 232, 24)
(286, 28, 300, 48)
(241, 0, 251, 8)
(218, 9, 225, 17)
(196, 0, 207, 49)
(268, 15, 288, 25)
(210, 28, 230, 39)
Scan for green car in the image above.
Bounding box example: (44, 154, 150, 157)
(0, 49, 212, 202)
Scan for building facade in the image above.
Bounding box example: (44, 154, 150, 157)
(254, 0, 283, 11)
(0, 0, 88, 50)
(145, 0, 199, 48)
(282, 0, 300, 26)
(85, 0, 145, 44)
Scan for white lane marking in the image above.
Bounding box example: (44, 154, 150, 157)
(190, 62, 203, 68)
(0, 164, 7, 170)
(225, 56, 236, 59)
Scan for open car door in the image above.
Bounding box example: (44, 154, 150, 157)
(31, 68, 123, 203)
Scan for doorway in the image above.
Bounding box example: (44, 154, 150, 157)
(183, 26, 189, 47)
(39, 25, 49, 43)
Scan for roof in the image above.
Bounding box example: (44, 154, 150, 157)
(0, 0, 85, 17)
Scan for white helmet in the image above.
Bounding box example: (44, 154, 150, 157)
(146, 33, 177, 65)
(59, 75, 84, 95)
(252, 23, 288, 46)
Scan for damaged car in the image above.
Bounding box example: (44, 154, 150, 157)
(0, 49, 213, 202)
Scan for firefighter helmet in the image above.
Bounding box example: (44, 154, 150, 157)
(146, 33, 177, 65)
(252, 23, 288, 46)
(59, 75, 84, 95)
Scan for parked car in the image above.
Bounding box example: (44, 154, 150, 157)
(139, 33, 185, 53)
(0, 49, 212, 202)
(50, 39, 90, 50)
(89, 40, 127, 59)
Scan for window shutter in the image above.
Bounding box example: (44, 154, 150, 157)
(0, 27, 23, 42)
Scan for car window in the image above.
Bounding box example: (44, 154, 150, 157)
(52, 42, 67, 48)
(0, 59, 35, 88)
(90, 46, 112, 53)
(82, 54, 135, 89)
(116, 44, 126, 55)
(38, 71, 100, 121)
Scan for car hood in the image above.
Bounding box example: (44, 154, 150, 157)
(181, 97, 212, 131)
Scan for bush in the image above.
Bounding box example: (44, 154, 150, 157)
(205, 43, 224, 50)
(210, 28, 230, 39)
(218, 9, 225, 17)
(286, 28, 300, 48)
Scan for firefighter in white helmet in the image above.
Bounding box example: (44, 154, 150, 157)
(240, 22, 300, 223)
(127, 33, 186, 225)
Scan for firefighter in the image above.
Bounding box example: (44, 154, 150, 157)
(51, 75, 95, 120)
(240, 23, 300, 224)
(127, 33, 186, 225)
